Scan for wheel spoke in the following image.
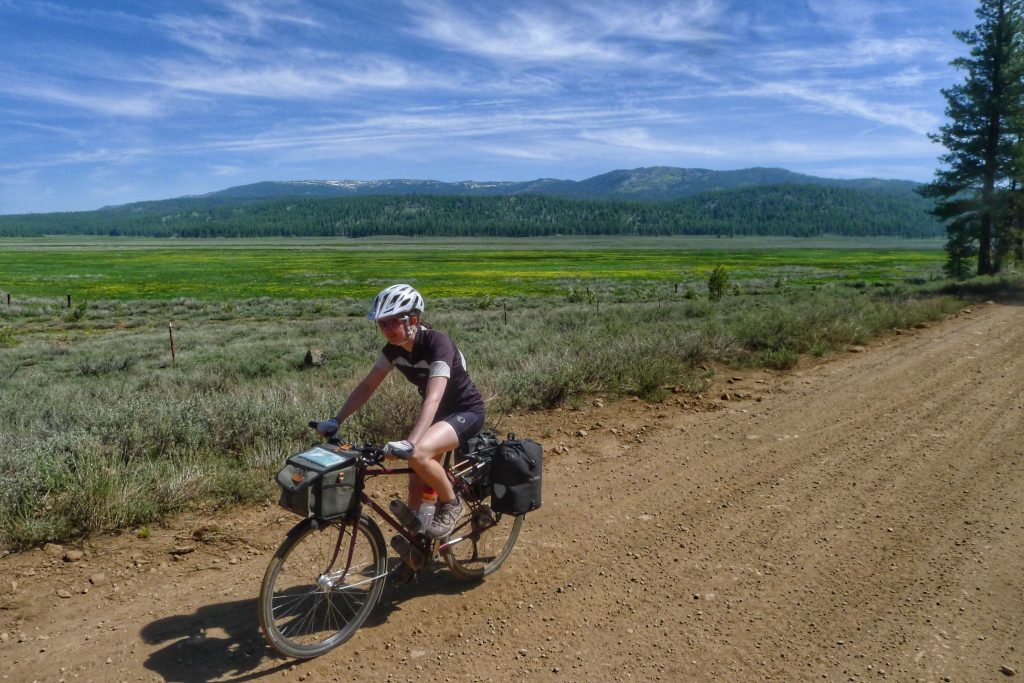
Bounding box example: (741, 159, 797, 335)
(259, 517, 386, 658)
(272, 589, 317, 620)
(441, 500, 522, 580)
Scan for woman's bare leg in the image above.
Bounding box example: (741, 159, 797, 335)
(407, 420, 459, 507)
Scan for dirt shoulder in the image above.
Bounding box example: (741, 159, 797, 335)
(2, 301, 1022, 682)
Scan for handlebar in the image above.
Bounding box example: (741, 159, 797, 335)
(308, 420, 388, 464)
(305, 420, 495, 465)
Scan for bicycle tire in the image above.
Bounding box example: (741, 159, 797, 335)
(259, 515, 386, 658)
(441, 500, 523, 580)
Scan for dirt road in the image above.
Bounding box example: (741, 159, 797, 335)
(2, 300, 1022, 682)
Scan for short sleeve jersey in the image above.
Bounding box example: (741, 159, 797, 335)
(374, 327, 484, 417)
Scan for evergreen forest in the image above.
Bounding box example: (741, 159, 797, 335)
(0, 184, 942, 239)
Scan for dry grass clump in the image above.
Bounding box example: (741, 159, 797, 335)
(0, 279, 999, 549)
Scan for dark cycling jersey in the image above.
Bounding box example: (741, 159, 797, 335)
(374, 327, 484, 418)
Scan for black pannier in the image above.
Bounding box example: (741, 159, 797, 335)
(454, 431, 499, 502)
(490, 435, 542, 515)
(461, 430, 500, 457)
(276, 446, 358, 520)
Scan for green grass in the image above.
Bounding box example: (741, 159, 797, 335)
(1, 235, 1013, 551)
(0, 235, 946, 302)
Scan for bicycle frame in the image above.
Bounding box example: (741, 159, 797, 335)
(357, 462, 421, 544)
(325, 451, 495, 578)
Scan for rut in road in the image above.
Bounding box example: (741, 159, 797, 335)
(0, 302, 1021, 683)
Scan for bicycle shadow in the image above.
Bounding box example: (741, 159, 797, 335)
(140, 594, 287, 683)
(139, 559, 483, 682)
(365, 558, 485, 628)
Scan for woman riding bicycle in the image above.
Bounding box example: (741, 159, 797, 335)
(317, 284, 484, 540)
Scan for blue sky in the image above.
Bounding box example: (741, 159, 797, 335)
(0, 0, 978, 214)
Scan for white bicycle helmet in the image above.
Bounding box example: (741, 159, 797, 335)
(367, 284, 425, 321)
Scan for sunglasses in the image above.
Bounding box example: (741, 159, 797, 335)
(376, 316, 409, 330)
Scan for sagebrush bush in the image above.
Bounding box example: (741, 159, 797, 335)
(494, 350, 591, 411)
(758, 347, 801, 370)
(0, 326, 16, 348)
(0, 280, 989, 548)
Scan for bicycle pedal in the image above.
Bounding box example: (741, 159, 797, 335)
(390, 564, 417, 586)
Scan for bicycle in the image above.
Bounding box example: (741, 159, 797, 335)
(258, 426, 524, 659)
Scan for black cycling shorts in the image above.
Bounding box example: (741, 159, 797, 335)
(439, 410, 485, 446)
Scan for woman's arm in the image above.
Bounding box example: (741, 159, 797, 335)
(407, 375, 448, 444)
(334, 364, 391, 423)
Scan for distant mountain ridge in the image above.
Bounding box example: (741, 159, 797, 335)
(199, 166, 920, 204)
(0, 166, 942, 239)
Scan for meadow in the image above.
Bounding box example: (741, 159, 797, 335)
(0, 235, 945, 302)
(0, 235, 1011, 550)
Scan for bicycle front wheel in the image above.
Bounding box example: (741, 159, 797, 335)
(259, 515, 386, 658)
(441, 501, 523, 580)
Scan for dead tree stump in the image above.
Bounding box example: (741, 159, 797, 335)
(304, 348, 327, 368)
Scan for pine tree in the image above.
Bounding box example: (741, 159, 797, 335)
(921, 0, 1024, 275)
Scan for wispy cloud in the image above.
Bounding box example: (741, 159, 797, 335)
(193, 104, 686, 156)
(0, 77, 164, 117)
(0, 0, 977, 211)
(748, 80, 940, 134)
(208, 163, 247, 177)
(144, 57, 422, 98)
(479, 144, 561, 161)
(753, 35, 951, 76)
(0, 145, 146, 173)
(582, 0, 730, 43)
(1, 112, 85, 139)
(581, 127, 725, 157)
(406, 0, 731, 64)
(741, 135, 936, 163)
(405, 1, 630, 62)
(0, 1, 154, 35)
(805, 0, 908, 37)
(156, 0, 321, 61)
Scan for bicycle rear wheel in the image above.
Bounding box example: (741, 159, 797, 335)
(259, 515, 386, 658)
(440, 500, 522, 580)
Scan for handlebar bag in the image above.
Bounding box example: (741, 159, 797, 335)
(276, 446, 358, 520)
(490, 437, 543, 515)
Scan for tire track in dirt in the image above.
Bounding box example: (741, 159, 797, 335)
(615, 304, 1024, 681)
(506, 302, 1024, 681)
(0, 302, 1021, 683)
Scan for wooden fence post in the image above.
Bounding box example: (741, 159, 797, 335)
(503, 301, 507, 325)
(168, 322, 176, 367)
(66, 294, 72, 308)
